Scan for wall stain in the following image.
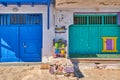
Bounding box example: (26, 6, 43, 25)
(57, 1, 77, 6)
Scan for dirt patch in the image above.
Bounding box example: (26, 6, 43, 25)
(0, 65, 120, 80)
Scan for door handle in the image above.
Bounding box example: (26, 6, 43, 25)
(23, 42, 27, 48)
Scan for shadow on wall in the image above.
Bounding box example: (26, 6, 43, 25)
(71, 59, 84, 79)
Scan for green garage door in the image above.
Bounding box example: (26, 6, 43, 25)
(69, 14, 120, 58)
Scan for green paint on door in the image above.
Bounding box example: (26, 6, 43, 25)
(69, 25, 120, 58)
(69, 14, 120, 58)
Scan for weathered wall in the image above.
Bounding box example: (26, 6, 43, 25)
(56, 0, 120, 9)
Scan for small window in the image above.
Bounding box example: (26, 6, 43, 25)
(74, 16, 87, 25)
(104, 16, 117, 24)
(89, 16, 102, 24)
(73, 14, 117, 25)
(102, 37, 118, 52)
(10, 14, 42, 25)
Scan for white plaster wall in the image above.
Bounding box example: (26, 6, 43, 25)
(55, 8, 120, 56)
(0, 4, 55, 61)
(54, 10, 73, 56)
(43, 5, 55, 58)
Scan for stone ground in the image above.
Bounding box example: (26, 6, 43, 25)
(0, 65, 120, 80)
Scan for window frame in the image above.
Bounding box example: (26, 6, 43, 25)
(102, 37, 118, 52)
(73, 14, 117, 25)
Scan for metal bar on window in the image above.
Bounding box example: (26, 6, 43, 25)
(6, 15, 8, 25)
(78, 16, 80, 24)
(19, 14, 22, 24)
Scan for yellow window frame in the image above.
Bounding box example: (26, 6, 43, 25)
(102, 37, 118, 52)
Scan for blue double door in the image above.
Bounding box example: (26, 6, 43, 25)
(0, 25, 42, 62)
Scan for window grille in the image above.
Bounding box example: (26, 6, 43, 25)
(74, 14, 117, 25)
(0, 14, 42, 25)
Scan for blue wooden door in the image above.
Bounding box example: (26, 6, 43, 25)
(0, 14, 42, 62)
(20, 25, 42, 62)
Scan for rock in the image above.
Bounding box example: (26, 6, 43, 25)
(40, 63, 50, 69)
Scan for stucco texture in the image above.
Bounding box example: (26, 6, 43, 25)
(56, 0, 120, 9)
